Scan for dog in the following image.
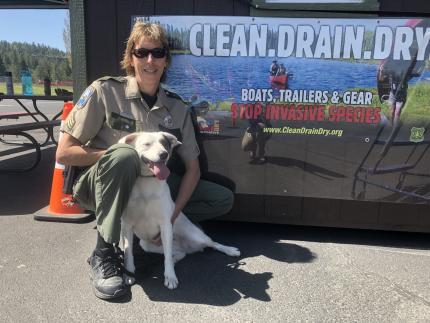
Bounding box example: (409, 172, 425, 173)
(119, 131, 240, 289)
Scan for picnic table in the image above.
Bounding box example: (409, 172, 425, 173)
(0, 94, 73, 173)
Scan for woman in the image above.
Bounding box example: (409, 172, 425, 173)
(56, 22, 234, 300)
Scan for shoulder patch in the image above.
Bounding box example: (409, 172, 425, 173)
(75, 86, 95, 109)
(163, 88, 186, 104)
(97, 76, 126, 83)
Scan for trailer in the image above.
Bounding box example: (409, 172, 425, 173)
(67, 0, 430, 232)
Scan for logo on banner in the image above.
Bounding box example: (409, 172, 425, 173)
(410, 127, 425, 143)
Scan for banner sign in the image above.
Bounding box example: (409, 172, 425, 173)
(135, 16, 430, 204)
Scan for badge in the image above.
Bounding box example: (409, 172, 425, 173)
(410, 127, 425, 143)
(163, 114, 173, 128)
(75, 86, 95, 109)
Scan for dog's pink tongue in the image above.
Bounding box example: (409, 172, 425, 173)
(152, 162, 170, 180)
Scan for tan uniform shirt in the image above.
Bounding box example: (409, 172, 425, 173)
(62, 76, 200, 163)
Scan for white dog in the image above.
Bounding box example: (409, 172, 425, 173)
(119, 131, 240, 289)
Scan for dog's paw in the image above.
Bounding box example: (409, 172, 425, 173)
(124, 274, 136, 286)
(225, 246, 241, 257)
(164, 274, 179, 289)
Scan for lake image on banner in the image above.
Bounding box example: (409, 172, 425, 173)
(164, 54, 430, 204)
(166, 55, 429, 103)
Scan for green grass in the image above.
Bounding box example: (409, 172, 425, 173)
(0, 83, 73, 96)
(210, 100, 234, 111)
(380, 82, 430, 126)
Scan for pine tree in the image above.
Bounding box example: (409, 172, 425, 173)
(0, 55, 6, 75)
(19, 59, 29, 74)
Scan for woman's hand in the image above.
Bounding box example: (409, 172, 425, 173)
(171, 210, 180, 224)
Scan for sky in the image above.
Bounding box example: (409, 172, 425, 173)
(0, 9, 68, 51)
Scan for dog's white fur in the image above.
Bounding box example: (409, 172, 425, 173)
(119, 131, 240, 289)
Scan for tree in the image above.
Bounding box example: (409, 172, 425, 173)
(0, 40, 72, 82)
(19, 59, 29, 73)
(0, 55, 6, 75)
(11, 64, 20, 82)
(35, 58, 51, 80)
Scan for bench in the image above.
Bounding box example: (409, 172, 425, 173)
(0, 112, 38, 120)
(0, 119, 61, 173)
(0, 119, 60, 135)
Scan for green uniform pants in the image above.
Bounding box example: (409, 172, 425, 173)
(73, 144, 234, 243)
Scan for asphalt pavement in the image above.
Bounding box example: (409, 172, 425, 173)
(1, 100, 430, 322)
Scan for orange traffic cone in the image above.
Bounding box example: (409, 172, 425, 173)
(34, 102, 94, 222)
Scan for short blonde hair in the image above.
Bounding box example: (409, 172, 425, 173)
(121, 22, 171, 76)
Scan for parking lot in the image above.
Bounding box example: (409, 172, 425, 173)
(1, 101, 430, 322)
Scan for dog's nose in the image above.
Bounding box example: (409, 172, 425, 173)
(160, 152, 168, 161)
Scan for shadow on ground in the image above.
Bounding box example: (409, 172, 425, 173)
(131, 221, 316, 306)
(0, 147, 55, 215)
(128, 220, 430, 305)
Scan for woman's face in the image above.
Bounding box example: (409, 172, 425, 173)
(131, 36, 167, 94)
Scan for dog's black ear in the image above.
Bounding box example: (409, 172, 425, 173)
(162, 132, 182, 148)
(119, 132, 139, 145)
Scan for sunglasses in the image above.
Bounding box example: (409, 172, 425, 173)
(132, 47, 167, 59)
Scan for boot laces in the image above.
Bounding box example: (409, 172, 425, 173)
(99, 247, 123, 279)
